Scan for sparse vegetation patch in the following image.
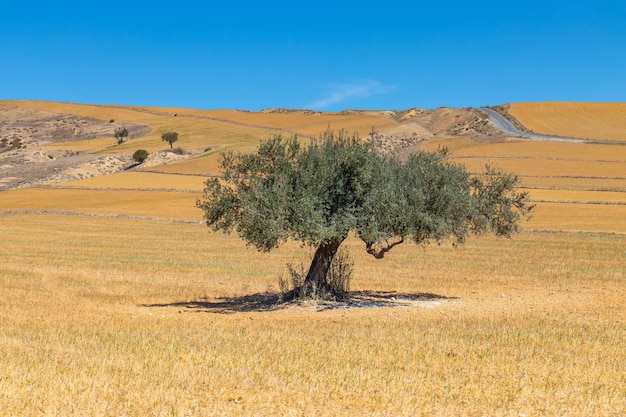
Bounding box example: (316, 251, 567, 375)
(132, 149, 150, 164)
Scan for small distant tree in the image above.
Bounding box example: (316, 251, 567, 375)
(197, 130, 534, 299)
(132, 149, 150, 164)
(114, 127, 129, 144)
(161, 131, 178, 149)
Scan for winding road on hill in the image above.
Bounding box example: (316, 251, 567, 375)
(479, 107, 626, 145)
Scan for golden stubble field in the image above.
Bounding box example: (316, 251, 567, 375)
(509, 102, 626, 141)
(0, 101, 625, 416)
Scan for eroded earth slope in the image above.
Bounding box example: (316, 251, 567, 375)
(0, 104, 151, 189)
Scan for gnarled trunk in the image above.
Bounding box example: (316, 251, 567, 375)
(302, 237, 344, 297)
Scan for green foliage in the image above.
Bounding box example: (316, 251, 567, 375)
(161, 131, 179, 149)
(197, 130, 533, 297)
(132, 149, 150, 164)
(114, 127, 129, 144)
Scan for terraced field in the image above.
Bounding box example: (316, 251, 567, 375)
(422, 116, 626, 234)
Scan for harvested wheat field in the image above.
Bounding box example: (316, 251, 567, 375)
(1, 101, 625, 416)
(509, 102, 626, 141)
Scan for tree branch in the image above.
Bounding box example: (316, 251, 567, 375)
(365, 238, 404, 259)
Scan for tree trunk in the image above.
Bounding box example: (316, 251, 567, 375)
(302, 237, 344, 298)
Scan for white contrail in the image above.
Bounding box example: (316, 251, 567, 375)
(306, 80, 392, 109)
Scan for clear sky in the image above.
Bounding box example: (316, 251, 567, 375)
(2, 1, 625, 111)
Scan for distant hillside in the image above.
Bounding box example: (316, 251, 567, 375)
(508, 102, 626, 141)
(1, 100, 625, 234)
(0, 101, 499, 189)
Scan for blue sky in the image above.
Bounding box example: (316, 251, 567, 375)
(2, 1, 625, 111)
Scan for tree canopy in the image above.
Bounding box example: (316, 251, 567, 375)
(161, 131, 178, 149)
(114, 127, 128, 144)
(197, 130, 533, 298)
(132, 149, 149, 164)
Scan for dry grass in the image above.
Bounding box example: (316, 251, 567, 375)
(509, 102, 626, 141)
(421, 136, 626, 161)
(144, 107, 399, 138)
(524, 189, 626, 233)
(525, 202, 626, 233)
(1, 101, 395, 158)
(420, 137, 626, 185)
(0, 213, 624, 416)
(0, 188, 203, 221)
(528, 189, 626, 203)
(53, 171, 208, 191)
(518, 176, 626, 192)
(1, 101, 626, 415)
(144, 152, 226, 176)
(450, 156, 624, 178)
(0, 100, 279, 157)
(420, 135, 626, 234)
(2, 100, 395, 178)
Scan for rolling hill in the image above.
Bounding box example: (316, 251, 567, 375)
(1, 99, 625, 233)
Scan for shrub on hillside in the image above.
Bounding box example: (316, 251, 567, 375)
(132, 149, 150, 164)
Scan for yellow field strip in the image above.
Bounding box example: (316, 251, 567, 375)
(519, 176, 626, 191)
(52, 171, 209, 191)
(143, 152, 227, 176)
(2, 187, 625, 235)
(0, 188, 203, 221)
(509, 102, 626, 141)
(526, 202, 626, 233)
(452, 156, 625, 179)
(420, 136, 626, 161)
(141, 107, 398, 137)
(528, 189, 626, 204)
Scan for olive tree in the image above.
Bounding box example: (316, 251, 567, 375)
(197, 130, 533, 299)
